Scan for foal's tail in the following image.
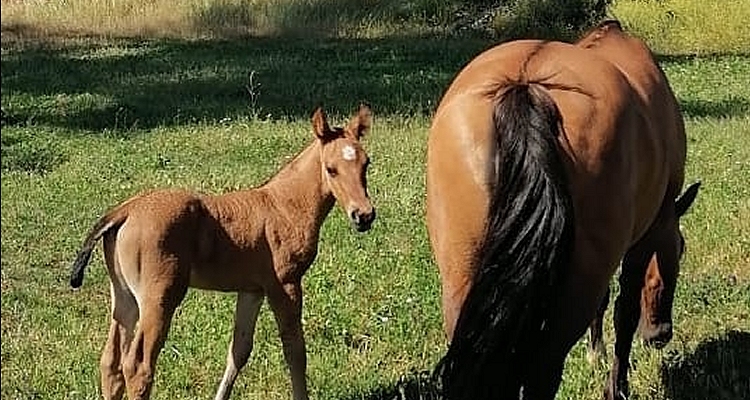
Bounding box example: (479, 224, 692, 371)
(435, 83, 574, 399)
(70, 196, 137, 288)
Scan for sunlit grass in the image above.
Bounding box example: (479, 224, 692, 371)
(0, 0, 459, 39)
(3, 0, 750, 53)
(610, 0, 750, 54)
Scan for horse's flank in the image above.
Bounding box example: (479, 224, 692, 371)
(576, 20, 687, 197)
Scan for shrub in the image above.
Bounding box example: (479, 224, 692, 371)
(491, 0, 611, 40)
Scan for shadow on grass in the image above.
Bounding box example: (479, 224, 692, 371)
(655, 52, 750, 65)
(680, 98, 750, 119)
(1, 23, 491, 134)
(661, 330, 750, 400)
(339, 370, 442, 400)
(3, 23, 748, 135)
(656, 52, 750, 119)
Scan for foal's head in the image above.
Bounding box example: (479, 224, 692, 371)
(640, 182, 700, 348)
(312, 104, 375, 232)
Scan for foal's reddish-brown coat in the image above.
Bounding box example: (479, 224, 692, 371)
(70, 105, 374, 400)
(427, 21, 698, 399)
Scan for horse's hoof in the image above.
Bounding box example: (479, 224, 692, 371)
(587, 344, 607, 365)
(604, 384, 629, 400)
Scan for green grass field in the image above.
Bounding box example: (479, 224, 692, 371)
(2, 1, 749, 399)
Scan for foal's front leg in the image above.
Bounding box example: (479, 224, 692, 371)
(214, 290, 265, 400)
(268, 281, 308, 400)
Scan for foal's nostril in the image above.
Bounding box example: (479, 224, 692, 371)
(350, 210, 361, 224)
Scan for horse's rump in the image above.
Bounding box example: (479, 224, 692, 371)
(435, 79, 575, 399)
(428, 27, 687, 399)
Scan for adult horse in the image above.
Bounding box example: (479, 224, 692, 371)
(69, 104, 375, 400)
(426, 21, 699, 399)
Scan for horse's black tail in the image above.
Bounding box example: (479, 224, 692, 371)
(435, 83, 574, 400)
(70, 198, 134, 288)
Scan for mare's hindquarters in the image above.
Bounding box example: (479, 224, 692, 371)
(434, 83, 575, 399)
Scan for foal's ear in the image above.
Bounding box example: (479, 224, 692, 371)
(676, 181, 701, 217)
(346, 103, 373, 140)
(311, 107, 336, 141)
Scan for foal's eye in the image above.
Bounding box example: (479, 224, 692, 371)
(326, 166, 338, 177)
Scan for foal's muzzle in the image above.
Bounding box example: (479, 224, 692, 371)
(350, 207, 375, 232)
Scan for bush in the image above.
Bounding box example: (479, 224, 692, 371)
(491, 0, 611, 40)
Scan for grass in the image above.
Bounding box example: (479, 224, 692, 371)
(0, 0, 467, 39)
(3, 0, 749, 53)
(610, 0, 750, 54)
(2, 1, 749, 399)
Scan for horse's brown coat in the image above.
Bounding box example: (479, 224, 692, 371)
(427, 21, 698, 399)
(71, 105, 375, 400)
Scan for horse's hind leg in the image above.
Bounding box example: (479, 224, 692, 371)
(606, 247, 651, 400)
(100, 232, 139, 400)
(267, 281, 308, 400)
(587, 285, 610, 364)
(100, 282, 139, 400)
(121, 262, 188, 400)
(524, 248, 615, 399)
(214, 290, 265, 400)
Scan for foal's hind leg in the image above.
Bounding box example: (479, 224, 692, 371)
(100, 232, 139, 400)
(606, 248, 651, 400)
(267, 281, 308, 400)
(100, 282, 139, 400)
(214, 290, 265, 400)
(121, 263, 188, 400)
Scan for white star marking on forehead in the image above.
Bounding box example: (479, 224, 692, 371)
(342, 145, 357, 161)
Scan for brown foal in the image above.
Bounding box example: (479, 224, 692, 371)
(70, 104, 375, 400)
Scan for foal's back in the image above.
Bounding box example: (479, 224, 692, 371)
(110, 187, 275, 292)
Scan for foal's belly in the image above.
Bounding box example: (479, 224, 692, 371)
(188, 259, 272, 293)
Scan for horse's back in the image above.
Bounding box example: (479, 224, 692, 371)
(577, 21, 686, 195)
(119, 189, 205, 233)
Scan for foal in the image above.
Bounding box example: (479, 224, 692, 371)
(69, 104, 375, 400)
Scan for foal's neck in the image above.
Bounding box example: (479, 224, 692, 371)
(263, 140, 335, 230)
